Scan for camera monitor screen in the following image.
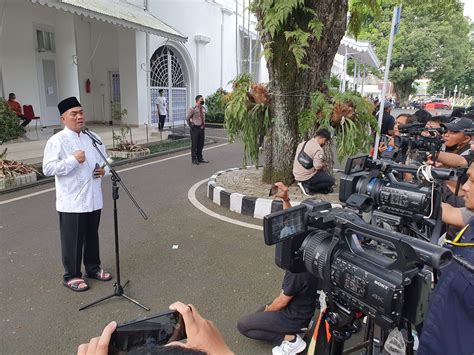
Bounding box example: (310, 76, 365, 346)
(263, 205, 307, 245)
(344, 155, 367, 175)
(108, 311, 186, 355)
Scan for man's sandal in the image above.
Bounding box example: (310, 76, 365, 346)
(86, 269, 112, 281)
(63, 278, 89, 292)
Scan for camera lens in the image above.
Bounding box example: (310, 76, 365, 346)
(301, 230, 332, 279)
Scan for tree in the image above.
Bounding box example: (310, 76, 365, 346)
(251, 0, 366, 184)
(357, 0, 470, 103)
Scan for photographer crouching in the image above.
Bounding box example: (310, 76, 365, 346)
(237, 183, 321, 355)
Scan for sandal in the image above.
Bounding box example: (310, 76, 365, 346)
(63, 278, 89, 292)
(86, 269, 112, 281)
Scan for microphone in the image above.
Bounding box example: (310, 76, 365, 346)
(81, 127, 103, 145)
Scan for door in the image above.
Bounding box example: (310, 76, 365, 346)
(37, 58, 59, 126)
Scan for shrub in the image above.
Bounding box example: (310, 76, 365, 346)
(0, 98, 25, 144)
(205, 88, 227, 123)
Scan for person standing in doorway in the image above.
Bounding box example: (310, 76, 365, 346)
(187, 95, 209, 165)
(156, 89, 168, 131)
(42, 97, 112, 292)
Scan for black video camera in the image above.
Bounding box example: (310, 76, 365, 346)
(340, 155, 453, 216)
(263, 203, 452, 329)
(393, 123, 444, 164)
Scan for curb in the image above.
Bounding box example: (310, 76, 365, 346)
(207, 168, 343, 220)
(207, 167, 302, 220)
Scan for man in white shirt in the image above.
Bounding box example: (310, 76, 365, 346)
(43, 97, 112, 292)
(280, 217, 297, 239)
(156, 89, 168, 131)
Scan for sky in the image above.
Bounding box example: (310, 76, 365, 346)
(461, 0, 474, 21)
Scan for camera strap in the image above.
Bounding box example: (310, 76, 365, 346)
(444, 224, 474, 247)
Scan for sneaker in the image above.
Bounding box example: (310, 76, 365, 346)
(297, 182, 311, 197)
(272, 334, 306, 355)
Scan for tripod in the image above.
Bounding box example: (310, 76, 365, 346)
(79, 138, 150, 311)
(319, 305, 415, 355)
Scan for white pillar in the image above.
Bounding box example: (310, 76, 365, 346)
(55, 12, 80, 100)
(117, 28, 147, 127)
(195, 35, 211, 94)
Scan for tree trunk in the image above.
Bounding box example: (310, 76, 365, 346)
(258, 0, 349, 184)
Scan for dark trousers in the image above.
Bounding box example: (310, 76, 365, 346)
(302, 171, 335, 193)
(158, 115, 166, 130)
(190, 125, 205, 161)
(18, 115, 31, 127)
(237, 306, 308, 343)
(59, 210, 102, 281)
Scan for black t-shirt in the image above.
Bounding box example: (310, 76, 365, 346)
(418, 219, 474, 355)
(381, 112, 395, 135)
(280, 271, 321, 326)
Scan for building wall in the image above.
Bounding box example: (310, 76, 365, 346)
(1, 0, 48, 122)
(1, 0, 269, 126)
(148, 0, 267, 99)
(74, 17, 120, 124)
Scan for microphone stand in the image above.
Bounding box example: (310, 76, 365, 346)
(80, 137, 150, 311)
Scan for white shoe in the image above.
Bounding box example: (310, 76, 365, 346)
(297, 182, 311, 197)
(272, 334, 306, 355)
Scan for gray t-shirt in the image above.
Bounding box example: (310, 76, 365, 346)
(460, 207, 474, 224)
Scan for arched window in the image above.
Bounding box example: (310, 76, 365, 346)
(149, 46, 188, 126)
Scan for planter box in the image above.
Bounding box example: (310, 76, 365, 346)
(107, 148, 151, 159)
(0, 171, 37, 190)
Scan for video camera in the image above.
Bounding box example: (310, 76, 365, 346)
(392, 123, 445, 164)
(263, 203, 451, 329)
(338, 155, 456, 241)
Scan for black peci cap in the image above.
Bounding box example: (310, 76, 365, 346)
(58, 96, 81, 115)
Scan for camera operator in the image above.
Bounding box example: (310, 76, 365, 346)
(77, 301, 233, 355)
(411, 109, 432, 125)
(293, 129, 334, 195)
(379, 113, 413, 162)
(418, 162, 474, 355)
(237, 182, 321, 355)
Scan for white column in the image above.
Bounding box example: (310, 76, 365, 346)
(194, 35, 211, 94)
(117, 28, 140, 126)
(55, 12, 80, 100)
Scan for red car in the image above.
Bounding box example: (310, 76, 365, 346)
(422, 98, 452, 110)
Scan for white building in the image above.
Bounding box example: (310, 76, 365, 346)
(0, 0, 267, 128)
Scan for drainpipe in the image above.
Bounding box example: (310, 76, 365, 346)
(145, 0, 151, 126)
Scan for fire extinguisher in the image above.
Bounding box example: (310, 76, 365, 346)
(85, 78, 91, 93)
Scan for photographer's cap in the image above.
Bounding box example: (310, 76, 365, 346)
(441, 117, 472, 132)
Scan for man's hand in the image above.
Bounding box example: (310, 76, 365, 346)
(77, 321, 116, 355)
(274, 182, 289, 200)
(73, 150, 86, 163)
(93, 167, 105, 178)
(168, 301, 233, 355)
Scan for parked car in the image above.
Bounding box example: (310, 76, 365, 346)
(422, 98, 452, 110)
(408, 100, 421, 109)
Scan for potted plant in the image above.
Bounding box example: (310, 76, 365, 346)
(107, 126, 150, 159)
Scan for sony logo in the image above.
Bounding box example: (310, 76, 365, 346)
(374, 280, 388, 290)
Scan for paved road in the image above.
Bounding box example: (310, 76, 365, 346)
(0, 132, 283, 355)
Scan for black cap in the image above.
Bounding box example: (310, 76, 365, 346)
(58, 97, 81, 115)
(442, 117, 473, 132)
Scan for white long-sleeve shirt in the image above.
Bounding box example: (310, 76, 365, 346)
(43, 127, 109, 213)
